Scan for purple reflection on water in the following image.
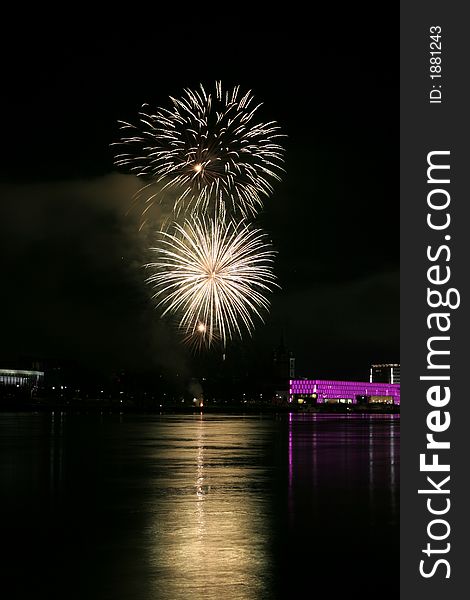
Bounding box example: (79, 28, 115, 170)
(282, 413, 399, 595)
(287, 413, 399, 498)
(288, 413, 292, 486)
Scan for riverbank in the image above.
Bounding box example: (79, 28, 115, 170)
(0, 397, 400, 415)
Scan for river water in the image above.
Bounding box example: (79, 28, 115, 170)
(0, 412, 399, 599)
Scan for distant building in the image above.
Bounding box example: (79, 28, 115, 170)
(273, 337, 295, 382)
(0, 368, 44, 389)
(274, 390, 290, 405)
(289, 378, 400, 405)
(272, 338, 295, 404)
(370, 363, 400, 384)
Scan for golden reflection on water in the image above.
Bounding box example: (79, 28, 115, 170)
(147, 415, 272, 600)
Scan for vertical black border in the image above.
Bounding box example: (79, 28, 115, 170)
(401, 2, 470, 597)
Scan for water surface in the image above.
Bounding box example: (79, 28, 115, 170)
(0, 412, 399, 599)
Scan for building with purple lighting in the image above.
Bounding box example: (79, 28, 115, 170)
(289, 379, 400, 405)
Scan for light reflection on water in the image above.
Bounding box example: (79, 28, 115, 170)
(144, 415, 273, 600)
(0, 412, 399, 599)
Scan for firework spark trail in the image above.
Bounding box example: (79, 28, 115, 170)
(114, 82, 285, 219)
(146, 213, 278, 348)
(181, 321, 223, 353)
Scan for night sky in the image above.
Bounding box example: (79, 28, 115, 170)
(0, 11, 398, 384)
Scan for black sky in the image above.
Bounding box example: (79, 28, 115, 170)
(0, 11, 398, 382)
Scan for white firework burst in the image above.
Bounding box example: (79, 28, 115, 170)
(114, 81, 285, 219)
(146, 213, 278, 348)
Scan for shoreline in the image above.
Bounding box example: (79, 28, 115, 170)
(0, 399, 400, 415)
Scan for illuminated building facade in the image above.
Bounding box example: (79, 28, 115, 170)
(289, 379, 400, 405)
(0, 369, 44, 389)
(370, 363, 400, 384)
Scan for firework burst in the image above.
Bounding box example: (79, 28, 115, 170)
(114, 82, 284, 219)
(146, 213, 278, 348)
(180, 321, 222, 352)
